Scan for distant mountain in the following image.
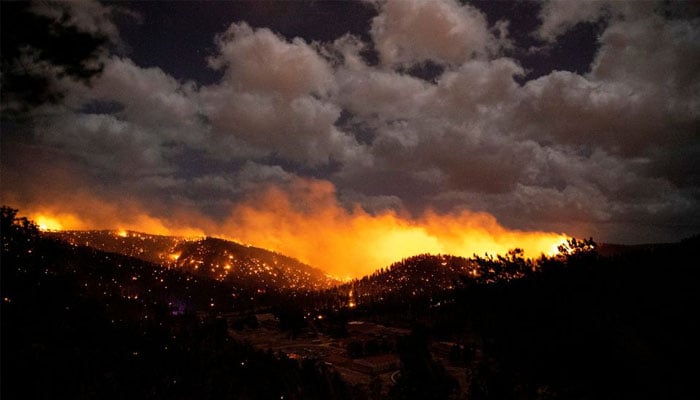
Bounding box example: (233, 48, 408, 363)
(47, 230, 338, 290)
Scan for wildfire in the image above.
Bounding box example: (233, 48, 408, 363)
(548, 239, 568, 257)
(221, 179, 569, 278)
(24, 207, 206, 238)
(13, 178, 569, 278)
(347, 289, 356, 308)
(35, 215, 64, 231)
(32, 211, 83, 231)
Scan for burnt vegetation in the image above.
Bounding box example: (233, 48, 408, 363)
(2, 206, 698, 399)
(46, 230, 338, 291)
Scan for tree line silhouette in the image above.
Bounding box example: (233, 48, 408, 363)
(1, 207, 359, 399)
(2, 206, 698, 399)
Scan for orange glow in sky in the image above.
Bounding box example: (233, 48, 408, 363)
(18, 179, 567, 278)
(220, 180, 568, 277)
(34, 212, 83, 231)
(35, 215, 64, 231)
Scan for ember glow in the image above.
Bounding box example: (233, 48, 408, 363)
(219, 180, 568, 277)
(19, 179, 566, 278)
(35, 215, 64, 231)
(4, 0, 694, 278)
(34, 212, 83, 232)
(19, 201, 208, 239)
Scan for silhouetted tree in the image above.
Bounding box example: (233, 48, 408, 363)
(557, 237, 597, 257)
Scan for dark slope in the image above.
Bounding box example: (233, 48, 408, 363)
(348, 236, 700, 399)
(331, 251, 535, 307)
(48, 230, 337, 290)
(1, 211, 356, 400)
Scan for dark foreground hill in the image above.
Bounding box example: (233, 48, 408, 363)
(1, 208, 357, 400)
(3, 207, 698, 399)
(340, 236, 700, 399)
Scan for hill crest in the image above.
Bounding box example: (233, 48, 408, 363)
(47, 230, 338, 290)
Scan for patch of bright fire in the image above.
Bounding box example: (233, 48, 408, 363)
(25, 196, 569, 278)
(35, 215, 63, 231)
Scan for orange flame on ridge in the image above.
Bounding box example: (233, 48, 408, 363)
(220, 180, 568, 277)
(13, 178, 567, 278)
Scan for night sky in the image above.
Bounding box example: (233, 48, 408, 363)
(2, 0, 699, 275)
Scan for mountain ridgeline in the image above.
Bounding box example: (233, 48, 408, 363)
(47, 230, 338, 290)
(1, 208, 358, 400)
(3, 207, 699, 399)
(333, 249, 539, 307)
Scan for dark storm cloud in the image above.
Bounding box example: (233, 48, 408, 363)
(2, 0, 699, 244)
